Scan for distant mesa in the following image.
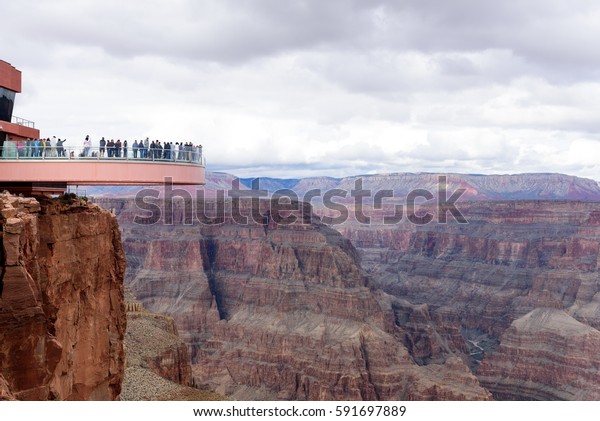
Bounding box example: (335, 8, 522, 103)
(87, 171, 600, 203)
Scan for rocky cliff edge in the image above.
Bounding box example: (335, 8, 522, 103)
(0, 193, 126, 400)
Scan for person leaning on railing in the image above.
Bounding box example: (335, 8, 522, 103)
(107, 139, 114, 157)
(56, 138, 67, 157)
(139, 140, 146, 158)
(115, 139, 122, 158)
(99, 137, 106, 157)
(83, 135, 91, 157)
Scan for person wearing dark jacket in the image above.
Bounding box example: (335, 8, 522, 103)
(99, 137, 106, 157)
(56, 138, 67, 157)
(115, 139, 122, 157)
(107, 139, 115, 157)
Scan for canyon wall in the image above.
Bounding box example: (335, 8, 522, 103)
(90, 172, 600, 400)
(101, 197, 490, 400)
(0, 193, 126, 400)
(338, 200, 600, 400)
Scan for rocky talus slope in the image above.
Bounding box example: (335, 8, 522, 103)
(0, 193, 126, 400)
(97, 198, 490, 400)
(121, 291, 224, 400)
(338, 200, 600, 400)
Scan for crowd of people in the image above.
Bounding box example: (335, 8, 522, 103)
(96, 137, 203, 162)
(2, 137, 68, 158)
(2, 135, 203, 164)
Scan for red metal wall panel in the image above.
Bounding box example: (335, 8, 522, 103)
(0, 60, 22, 93)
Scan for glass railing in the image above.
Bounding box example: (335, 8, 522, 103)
(0, 145, 205, 166)
(11, 115, 36, 128)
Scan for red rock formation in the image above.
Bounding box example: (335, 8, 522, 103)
(102, 198, 490, 400)
(0, 193, 126, 400)
(338, 200, 600, 400)
(90, 173, 600, 400)
(0, 374, 15, 400)
(477, 308, 600, 400)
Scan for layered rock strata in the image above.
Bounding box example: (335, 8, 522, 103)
(0, 193, 126, 400)
(99, 197, 490, 400)
(90, 173, 600, 400)
(338, 200, 600, 400)
(477, 308, 600, 400)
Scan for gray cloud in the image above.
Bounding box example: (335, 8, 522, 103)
(2, 0, 600, 180)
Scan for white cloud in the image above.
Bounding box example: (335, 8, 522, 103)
(3, 0, 600, 179)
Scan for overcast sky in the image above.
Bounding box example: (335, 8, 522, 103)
(3, 0, 600, 179)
